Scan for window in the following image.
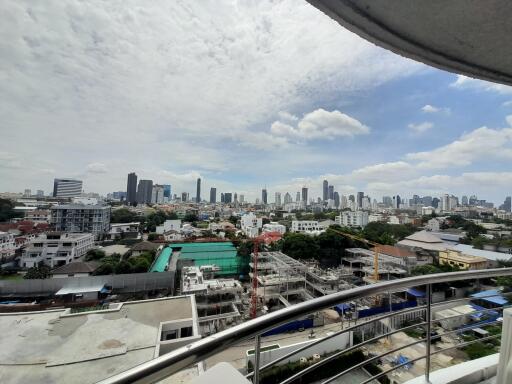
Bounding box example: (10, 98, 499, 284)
(180, 327, 193, 338)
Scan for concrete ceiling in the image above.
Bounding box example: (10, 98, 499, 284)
(307, 0, 512, 86)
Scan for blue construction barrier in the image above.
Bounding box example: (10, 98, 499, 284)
(262, 318, 314, 336)
(358, 301, 417, 319)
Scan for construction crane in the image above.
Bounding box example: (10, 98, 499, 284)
(327, 227, 383, 282)
(250, 239, 263, 318)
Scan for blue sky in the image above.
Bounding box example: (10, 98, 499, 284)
(1, 0, 511, 204)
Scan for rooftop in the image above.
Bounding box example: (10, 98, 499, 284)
(0, 296, 197, 384)
(52, 261, 100, 275)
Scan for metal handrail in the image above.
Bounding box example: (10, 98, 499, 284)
(97, 268, 512, 384)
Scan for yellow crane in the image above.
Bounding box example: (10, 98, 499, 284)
(327, 227, 383, 282)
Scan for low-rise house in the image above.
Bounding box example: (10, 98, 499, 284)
(335, 211, 369, 228)
(155, 219, 182, 235)
(24, 209, 51, 223)
(108, 222, 140, 240)
(291, 220, 322, 234)
(131, 241, 160, 257)
(0, 231, 15, 260)
(262, 222, 286, 234)
(241, 213, 262, 238)
(439, 249, 488, 270)
(51, 261, 100, 278)
(21, 232, 94, 268)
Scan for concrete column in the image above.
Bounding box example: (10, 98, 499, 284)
(497, 307, 512, 384)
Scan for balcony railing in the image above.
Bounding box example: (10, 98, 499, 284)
(97, 268, 512, 384)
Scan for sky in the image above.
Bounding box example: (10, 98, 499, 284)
(1, 0, 512, 204)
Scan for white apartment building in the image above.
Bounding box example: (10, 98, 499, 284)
(262, 222, 286, 234)
(291, 220, 321, 234)
(21, 232, 94, 269)
(151, 185, 165, 204)
(241, 213, 262, 238)
(24, 209, 51, 223)
(335, 210, 369, 228)
(0, 232, 16, 260)
(156, 220, 182, 235)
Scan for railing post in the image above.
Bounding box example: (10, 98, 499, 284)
(425, 283, 432, 383)
(253, 335, 261, 384)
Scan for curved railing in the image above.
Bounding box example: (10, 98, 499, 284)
(97, 268, 512, 384)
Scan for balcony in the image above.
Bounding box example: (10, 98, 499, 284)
(95, 268, 512, 384)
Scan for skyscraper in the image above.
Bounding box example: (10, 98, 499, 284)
(501, 196, 511, 212)
(126, 173, 137, 205)
(221, 193, 225, 203)
(296, 192, 301, 202)
(275, 192, 281, 206)
(210, 187, 217, 203)
(328, 185, 334, 200)
(262, 189, 268, 205)
(334, 192, 340, 208)
(461, 195, 468, 206)
(301, 187, 308, 203)
(284, 192, 292, 204)
(357, 192, 364, 209)
(136, 180, 153, 204)
(181, 192, 188, 202)
(224, 193, 232, 203)
(323, 180, 328, 201)
(239, 194, 245, 203)
(53, 178, 83, 198)
(196, 178, 201, 203)
(163, 185, 171, 201)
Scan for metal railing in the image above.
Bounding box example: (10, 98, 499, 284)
(97, 268, 512, 384)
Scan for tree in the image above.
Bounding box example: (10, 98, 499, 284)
(281, 233, 320, 260)
(24, 266, 50, 279)
(411, 265, 441, 276)
(0, 198, 24, 222)
(85, 249, 106, 261)
(110, 208, 140, 223)
(114, 260, 133, 274)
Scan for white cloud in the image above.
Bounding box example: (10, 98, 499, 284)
(270, 108, 369, 141)
(86, 162, 108, 174)
(278, 111, 298, 122)
(421, 104, 450, 114)
(502, 100, 512, 107)
(350, 161, 415, 182)
(406, 126, 512, 169)
(408, 122, 433, 133)
(0, 0, 421, 193)
(450, 75, 512, 94)
(507, 115, 512, 127)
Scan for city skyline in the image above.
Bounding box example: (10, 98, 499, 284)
(1, 1, 512, 203)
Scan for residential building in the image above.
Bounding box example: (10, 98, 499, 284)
(334, 192, 340, 208)
(126, 172, 137, 205)
(241, 213, 262, 238)
(21, 232, 94, 268)
(181, 192, 188, 202)
(36, 190, 44, 197)
(156, 219, 182, 235)
(131, 241, 161, 257)
(0, 231, 15, 260)
(24, 209, 51, 223)
(284, 192, 292, 204)
(328, 185, 334, 200)
(322, 180, 328, 201)
(335, 210, 369, 228)
(296, 191, 301, 202)
(196, 178, 201, 203)
(291, 220, 321, 234)
(108, 222, 140, 240)
(439, 249, 488, 270)
(136, 179, 153, 204)
(210, 187, 217, 203)
(52, 178, 83, 198)
(426, 218, 441, 231)
(51, 203, 111, 239)
(262, 222, 286, 234)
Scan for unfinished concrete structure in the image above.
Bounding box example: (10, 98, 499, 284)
(181, 265, 243, 335)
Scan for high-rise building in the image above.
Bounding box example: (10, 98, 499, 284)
(301, 187, 308, 203)
(53, 178, 83, 198)
(151, 184, 164, 204)
(163, 185, 171, 201)
(284, 192, 292, 204)
(432, 197, 440, 208)
(323, 180, 328, 201)
(239, 194, 245, 203)
(461, 195, 468, 206)
(262, 189, 268, 205)
(36, 190, 44, 197)
(126, 173, 138, 205)
(136, 180, 153, 204)
(393, 195, 401, 209)
(501, 196, 512, 212)
(224, 193, 232, 204)
(181, 192, 188, 202)
(422, 196, 433, 207)
(349, 195, 355, 203)
(210, 187, 217, 203)
(296, 192, 301, 202)
(357, 192, 364, 209)
(220, 193, 225, 203)
(328, 185, 334, 200)
(275, 192, 281, 206)
(334, 192, 340, 208)
(196, 178, 201, 203)
(23, 189, 31, 197)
